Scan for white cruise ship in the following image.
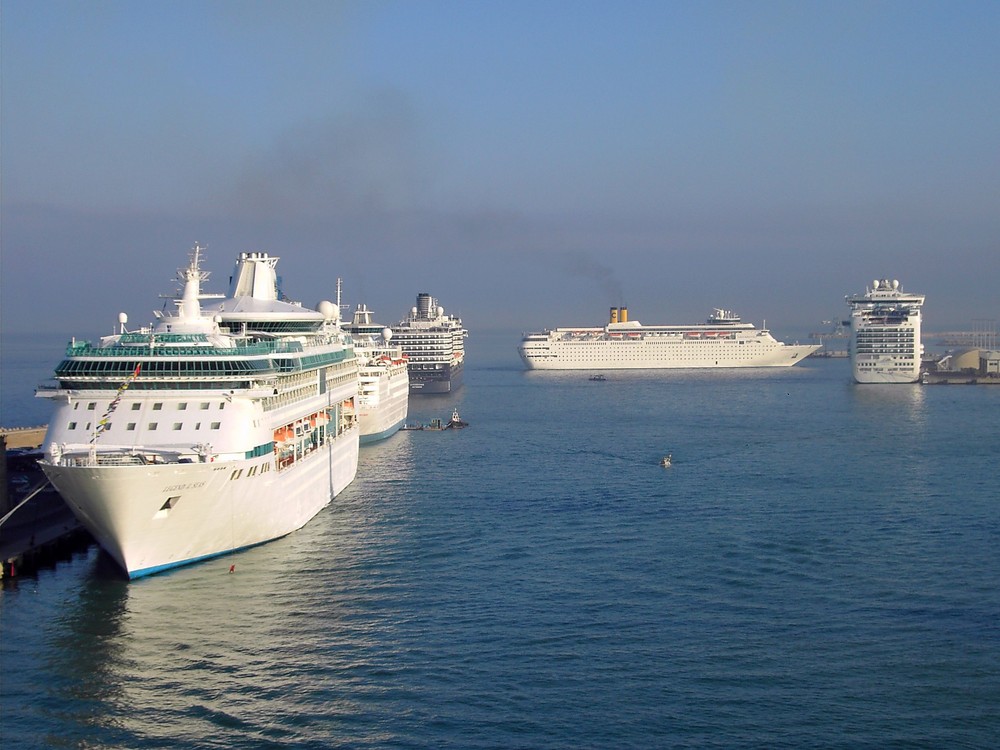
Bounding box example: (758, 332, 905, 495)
(391, 293, 467, 393)
(36, 246, 360, 578)
(846, 278, 925, 384)
(343, 303, 409, 444)
(519, 307, 819, 370)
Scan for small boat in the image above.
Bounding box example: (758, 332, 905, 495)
(660, 453, 672, 468)
(589, 374, 607, 382)
(447, 409, 469, 429)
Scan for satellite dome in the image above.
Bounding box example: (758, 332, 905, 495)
(437, 306, 445, 317)
(382, 327, 393, 342)
(118, 312, 128, 324)
(317, 300, 336, 320)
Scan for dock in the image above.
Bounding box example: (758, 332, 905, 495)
(2, 426, 47, 450)
(1, 428, 92, 578)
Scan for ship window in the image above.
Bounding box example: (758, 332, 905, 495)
(211, 422, 221, 430)
(127, 423, 136, 431)
(87, 402, 96, 410)
(230, 469, 243, 480)
(178, 403, 188, 410)
(73, 403, 80, 410)
(148, 422, 158, 430)
(153, 403, 163, 411)
(68, 422, 77, 430)
(195, 422, 201, 430)
(200, 402, 210, 410)
(131, 403, 141, 410)
(173, 423, 183, 430)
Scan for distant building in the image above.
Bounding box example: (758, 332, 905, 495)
(935, 348, 980, 372)
(981, 350, 1000, 375)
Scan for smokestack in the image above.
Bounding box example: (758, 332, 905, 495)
(610, 307, 618, 324)
(619, 307, 628, 323)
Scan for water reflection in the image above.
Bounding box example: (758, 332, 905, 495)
(43, 555, 132, 747)
(20, 432, 422, 748)
(849, 382, 927, 427)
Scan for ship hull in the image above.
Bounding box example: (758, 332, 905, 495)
(852, 358, 921, 384)
(359, 419, 407, 445)
(40, 428, 358, 578)
(409, 362, 464, 393)
(357, 365, 409, 444)
(519, 340, 817, 370)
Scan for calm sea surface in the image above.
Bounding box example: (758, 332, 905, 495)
(2, 331, 999, 748)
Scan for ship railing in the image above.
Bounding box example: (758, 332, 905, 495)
(52, 451, 182, 468)
(64, 339, 293, 358)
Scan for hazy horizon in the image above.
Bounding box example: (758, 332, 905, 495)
(2, 1, 998, 339)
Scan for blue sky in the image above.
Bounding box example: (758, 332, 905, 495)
(2, 0, 998, 339)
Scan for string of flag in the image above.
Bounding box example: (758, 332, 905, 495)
(90, 362, 142, 443)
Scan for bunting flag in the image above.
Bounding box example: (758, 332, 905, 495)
(90, 362, 142, 443)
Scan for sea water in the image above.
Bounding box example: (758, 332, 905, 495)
(2, 331, 999, 748)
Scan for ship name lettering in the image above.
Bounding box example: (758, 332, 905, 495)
(163, 482, 206, 492)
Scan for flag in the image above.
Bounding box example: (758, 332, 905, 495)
(90, 361, 143, 444)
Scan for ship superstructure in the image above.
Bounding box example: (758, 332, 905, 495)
(846, 278, 925, 383)
(36, 246, 360, 578)
(343, 302, 409, 443)
(519, 307, 818, 370)
(390, 293, 467, 393)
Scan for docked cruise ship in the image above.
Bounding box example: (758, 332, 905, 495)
(36, 246, 360, 578)
(846, 278, 925, 384)
(391, 293, 467, 393)
(519, 307, 819, 370)
(343, 302, 409, 443)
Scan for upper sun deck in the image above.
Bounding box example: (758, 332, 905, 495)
(65, 332, 316, 359)
(847, 278, 925, 307)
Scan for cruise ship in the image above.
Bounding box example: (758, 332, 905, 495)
(342, 302, 409, 443)
(519, 307, 819, 370)
(36, 246, 360, 578)
(846, 278, 925, 384)
(391, 293, 467, 393)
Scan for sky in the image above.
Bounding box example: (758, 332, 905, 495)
(2, 0, 998, 342)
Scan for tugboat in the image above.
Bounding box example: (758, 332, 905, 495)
(400, 409, 469, 431)
(589, 374, 607, 381)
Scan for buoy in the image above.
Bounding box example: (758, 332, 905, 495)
(229, 564, 235, 573)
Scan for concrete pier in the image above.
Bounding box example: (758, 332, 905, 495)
(1, 426, 47, 450)
(1, 430, 92, 578)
